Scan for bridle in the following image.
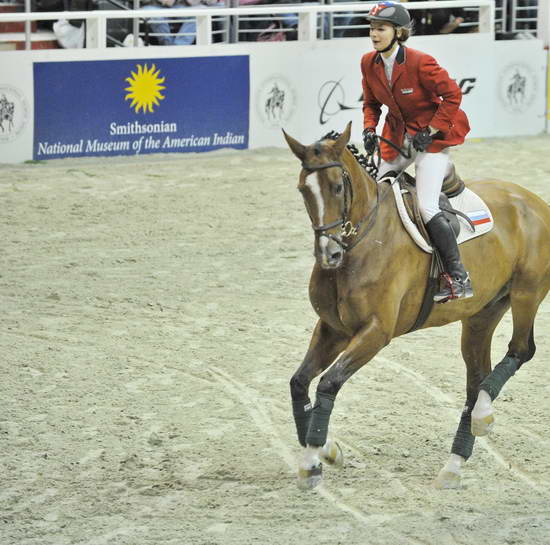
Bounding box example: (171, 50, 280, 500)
(301, 159, 390, 253)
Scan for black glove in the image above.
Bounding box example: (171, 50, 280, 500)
(363, 129, 376, 155)
(412, 128, 433, 152)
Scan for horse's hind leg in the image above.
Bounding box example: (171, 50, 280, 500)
(472, 280, 549, 436)
(434, 294, 510, 489)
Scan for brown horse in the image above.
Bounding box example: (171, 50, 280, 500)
(283, 122, 550, 490)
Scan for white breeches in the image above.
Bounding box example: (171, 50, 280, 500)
(378, 149, 453, 222)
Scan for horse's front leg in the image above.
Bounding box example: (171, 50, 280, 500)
(290, 320, 348, 487)
(297, 316, 390, 490)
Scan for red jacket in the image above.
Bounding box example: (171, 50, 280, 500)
(361, 46, 470, 161)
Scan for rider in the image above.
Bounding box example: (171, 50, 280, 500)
(361, 1, 473, 302)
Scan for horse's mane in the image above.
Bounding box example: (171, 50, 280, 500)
(321, 130, 374, 176)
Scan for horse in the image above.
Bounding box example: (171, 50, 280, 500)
(283, 122, 550, 490)
(507, 72, 526, 105)
(265, 84, 285, 121)
(0, 95, 14, 133)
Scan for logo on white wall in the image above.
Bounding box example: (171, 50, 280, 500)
(257, 76, 296, 127)
(0, 85, 29, 143)
(318, 78, 361, 125)
(498, 63, 537, 113)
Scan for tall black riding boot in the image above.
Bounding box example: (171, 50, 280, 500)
(426, 212, 473, 303)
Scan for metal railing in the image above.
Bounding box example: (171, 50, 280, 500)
(511, 0, 538, 34)
(0, 0, 496, 49)
(137, 0, 231, 46)
(494, 0, 508, 34)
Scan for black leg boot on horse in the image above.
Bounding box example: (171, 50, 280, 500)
(426, 212, 474, 303)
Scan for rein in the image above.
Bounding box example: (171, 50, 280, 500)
(377, 134, 413, 159)
(366, 134, 412, 179)
(301, 159, 390, 252)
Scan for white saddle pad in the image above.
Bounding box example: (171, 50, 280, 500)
(380, 175, 495, 254)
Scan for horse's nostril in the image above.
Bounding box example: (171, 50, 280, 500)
(331, 252, 342, 262)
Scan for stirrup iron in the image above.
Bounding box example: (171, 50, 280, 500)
(434, 273, 473, 303)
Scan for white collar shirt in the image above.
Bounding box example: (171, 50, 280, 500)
(381, 47, 399, 83)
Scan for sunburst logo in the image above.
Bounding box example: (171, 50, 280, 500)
(124, 63, 166, 114)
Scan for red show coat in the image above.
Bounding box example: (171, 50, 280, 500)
(361, 46, 470, 161)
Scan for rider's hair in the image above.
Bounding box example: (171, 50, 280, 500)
(396, 25, 412, 43)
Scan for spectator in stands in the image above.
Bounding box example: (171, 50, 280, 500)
(142, 0, 221, 45)
(237, 0, 289, 42)
(404, 0, 466, 35)
(54, 18, 85, 48)
(278, 0, 353, 39)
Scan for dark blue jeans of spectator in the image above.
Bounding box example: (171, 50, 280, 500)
(143, 5, 197, 45)
(279, 12, 352, 38)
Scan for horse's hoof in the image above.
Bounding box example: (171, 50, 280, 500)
(297, 464, 323, 490)
(433, 470, 461, 490)
(321, 441, 343, 468)
(471, 413, 495, 436)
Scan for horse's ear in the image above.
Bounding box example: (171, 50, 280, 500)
(282, 129, 306, 161)
(333, 121, 352, 157)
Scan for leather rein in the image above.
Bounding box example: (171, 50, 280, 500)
(301, 159, 390, 253)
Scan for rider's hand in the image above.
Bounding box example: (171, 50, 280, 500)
(363, 129, 376, 155)
(412, 128, 433, 152)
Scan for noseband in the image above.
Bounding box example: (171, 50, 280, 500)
(301, 160, 386, 252)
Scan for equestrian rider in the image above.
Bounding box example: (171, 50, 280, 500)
(361, 1, 473, 302)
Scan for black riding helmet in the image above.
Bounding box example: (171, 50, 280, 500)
(366, 2, 411, 53)
(366, 2, 411, 28)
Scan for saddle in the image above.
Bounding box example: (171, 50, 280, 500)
(397, 165, 474, 244)
(381, 166, 480, 333)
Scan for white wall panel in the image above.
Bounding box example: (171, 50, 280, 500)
(0, 54, 34, 163)
(0, 35, 547, 163)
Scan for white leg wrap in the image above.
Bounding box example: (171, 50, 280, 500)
(318, 438, 343, 467)
(441, 453, 465, 475)
(320, 439, 332, 460)
(434, 453, 465, 489)
(472, 389, 493, 420)
(301, 446, 321, 470)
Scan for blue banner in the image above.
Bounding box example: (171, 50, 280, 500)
(33, 56, 249, 159)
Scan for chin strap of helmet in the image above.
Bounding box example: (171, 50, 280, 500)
(379, 26, 399, 53)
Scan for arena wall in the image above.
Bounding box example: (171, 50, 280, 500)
(548, 51, 550, 132)
(0, 34, 547, 163)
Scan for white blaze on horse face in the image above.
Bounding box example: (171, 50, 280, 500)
(305, 173, 325, 228)
(305, 173, 330, 265)
(318, 235, 330, 267)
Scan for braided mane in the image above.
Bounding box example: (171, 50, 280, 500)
(321, 130, 378, 178)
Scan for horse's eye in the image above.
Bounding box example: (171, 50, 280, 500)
(335, 184, 343, 195)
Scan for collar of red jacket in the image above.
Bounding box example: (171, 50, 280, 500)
(375, 45, 407, 65)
